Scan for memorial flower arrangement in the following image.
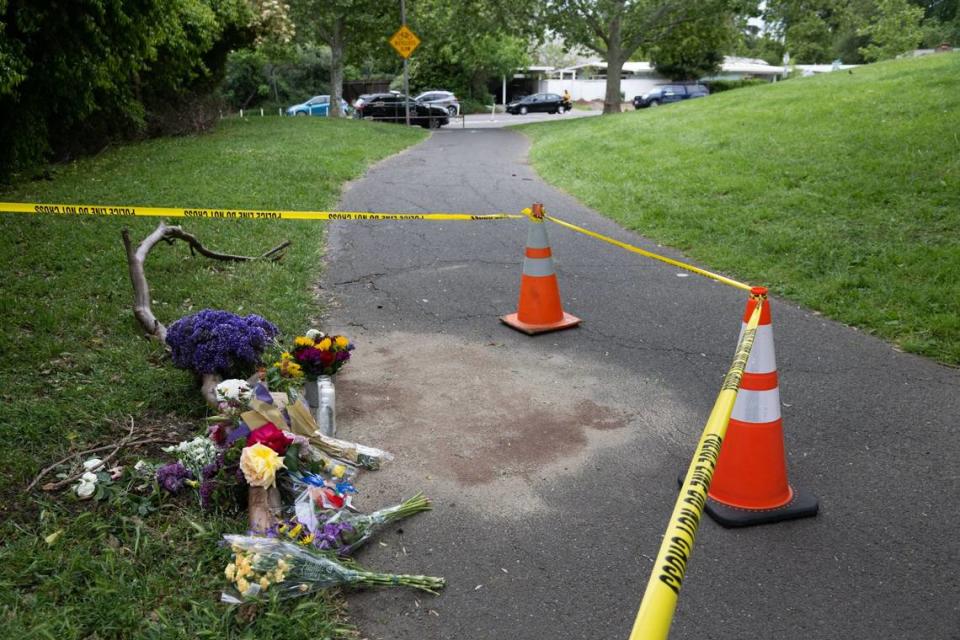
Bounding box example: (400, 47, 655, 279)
(46, 317, 446, 616)
(221, 535, 445, 603)
(264, 351, 305, 393)
(166, 309, 278, 377)
(288, 331, 354, 379)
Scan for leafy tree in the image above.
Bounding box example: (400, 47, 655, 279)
(764, 0, 859, 62)
(0, 0, 254, 180)
(732, 21, 786, 65)
(545, 0, 744, 114)
(858, 0, 925, 60)
(648, 13, 738, 80)
(406, 0, 538, 100)
(287, 0, 392, 117)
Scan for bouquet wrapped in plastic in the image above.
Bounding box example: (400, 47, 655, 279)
(328, 492, 432, 555)
(221, 534, 445, 603)
(287, 492, 432, 555)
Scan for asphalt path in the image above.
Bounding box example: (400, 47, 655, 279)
(324, 126, 960, 639)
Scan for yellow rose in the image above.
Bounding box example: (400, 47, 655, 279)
(316, 337, 332, 351)
(239, 443, 286, 488)
(334, 336, 349, 349)
(224, 563, 236, 580)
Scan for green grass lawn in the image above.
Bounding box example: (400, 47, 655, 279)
(523, 53, 960, 365)
(0, 117, 426, 638)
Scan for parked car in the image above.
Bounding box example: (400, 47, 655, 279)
(286, 95, 350, 117)
(632, 84, 709, 109)
(353, 94, 373, 110)
(506, 93, 567, 115)
(414, 90, 460, 117)
(353, 93, 449, 128)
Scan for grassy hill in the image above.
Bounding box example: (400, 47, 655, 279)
(523, 53, 960, 365)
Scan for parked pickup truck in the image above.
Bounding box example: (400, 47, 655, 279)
(632, 84, 709, 109)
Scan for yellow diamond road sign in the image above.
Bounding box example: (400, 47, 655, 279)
(390, 24, 420, 59)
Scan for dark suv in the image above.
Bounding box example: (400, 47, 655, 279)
(633, 84, 709, 109)
(354, 93, 449, 128)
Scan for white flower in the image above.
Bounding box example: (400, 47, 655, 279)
(81, 471, 98, 484)
(134, 460, 148, 472)
(76, 481, 96, 499)
(215, 379, 252, 404)
(83, 458, 104, 471)
(305, 329, 325, 340)
(163, 436, 217, 469)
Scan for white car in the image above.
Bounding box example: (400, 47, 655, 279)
(413, 90, 460, 117)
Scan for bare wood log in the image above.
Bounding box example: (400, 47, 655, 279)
(122, 222, 291, 341)
(122, 224, 171, 341)
(248, 485, 282, 533)
(201, 372, 222, 409)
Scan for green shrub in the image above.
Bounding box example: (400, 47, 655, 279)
(703, 78, 768, 93)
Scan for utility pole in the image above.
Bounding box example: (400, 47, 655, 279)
(401, 0, 410, 126)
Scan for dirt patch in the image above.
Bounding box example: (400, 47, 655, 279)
(335, 331, 688, 517)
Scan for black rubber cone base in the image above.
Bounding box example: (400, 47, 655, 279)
(677, 471, 819, 528)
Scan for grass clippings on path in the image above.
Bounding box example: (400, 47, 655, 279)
(0, 116, 425, 639)
(523, 53, 960, 365)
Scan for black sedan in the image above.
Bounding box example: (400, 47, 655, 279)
(506, 93, 567, 115)
(353, 92, 449, 128)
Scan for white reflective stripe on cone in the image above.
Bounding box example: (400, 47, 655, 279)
(731, 387, 782, 423)
(522, 256, 555, 277)
(525, 221, 551, 248)
(737, 323, 777, 374)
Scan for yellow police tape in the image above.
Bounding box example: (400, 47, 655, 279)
(0, 201, 749, 291)
(545, 215, 751, 292)
(0, 201, 524, 222)
(628, 295, 764, 640)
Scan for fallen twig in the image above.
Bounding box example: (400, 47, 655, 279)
(26, 416, 179, 492)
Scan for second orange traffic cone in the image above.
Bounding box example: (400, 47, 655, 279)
(705, 287, 818, 527)
(501, 203, 580, 335)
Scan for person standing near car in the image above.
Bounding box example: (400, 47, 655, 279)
(562, 89, 571, 108)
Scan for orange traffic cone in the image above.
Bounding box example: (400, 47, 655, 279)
(705, 286, 818, 527)
(501, 203, 580, 335)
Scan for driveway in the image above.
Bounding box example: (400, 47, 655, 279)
(324, 128, 960, 639)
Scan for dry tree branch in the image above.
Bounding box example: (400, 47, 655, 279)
(28, 416, 180, 493)
(122, 222, 291, 341)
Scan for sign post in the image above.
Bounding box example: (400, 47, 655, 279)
(389, 1, 420, 126)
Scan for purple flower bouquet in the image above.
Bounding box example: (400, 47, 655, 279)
(166, 309, 278, 378)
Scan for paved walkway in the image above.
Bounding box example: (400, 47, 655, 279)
(325, 127, 960, 639)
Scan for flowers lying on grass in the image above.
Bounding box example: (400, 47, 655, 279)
(156, 462, 193, 494)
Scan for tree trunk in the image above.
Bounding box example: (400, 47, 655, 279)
(329, 19, 345, 117)
(604, 13, 625, 115)
(248, 485, 282, 534)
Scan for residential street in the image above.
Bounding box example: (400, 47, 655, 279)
(325, 127, 960, 639)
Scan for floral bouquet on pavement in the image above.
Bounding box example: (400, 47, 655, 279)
(284, 492, 433, 556)
(221, 534, 445, 602)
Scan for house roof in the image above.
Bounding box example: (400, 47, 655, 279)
(551, 56, 784, 77)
